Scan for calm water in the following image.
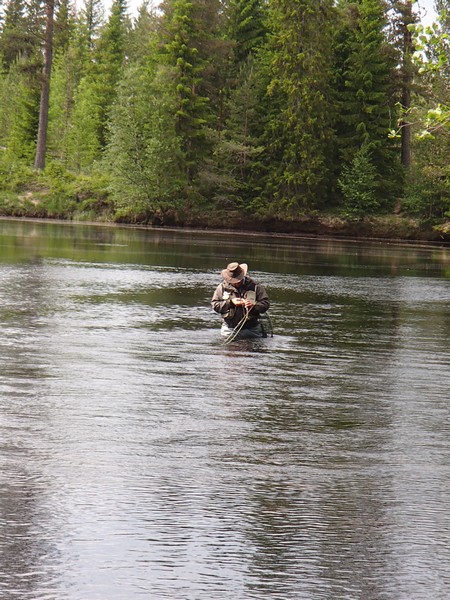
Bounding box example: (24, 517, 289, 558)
(0, 219, 449, 600)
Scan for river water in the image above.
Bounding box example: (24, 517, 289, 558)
(0, 219, 449, 600)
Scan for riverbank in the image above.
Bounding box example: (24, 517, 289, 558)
(158, 209, 450, 244)
(1, 211, 449, 246)
(0, 186, 449, 244)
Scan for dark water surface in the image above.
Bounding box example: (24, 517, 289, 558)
(0, 219, 449, 600)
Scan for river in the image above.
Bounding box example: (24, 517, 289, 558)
(0, 219, 449, 599)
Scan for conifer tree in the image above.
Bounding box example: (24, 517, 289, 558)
(126, 1, 158, 63)
(334, 0, 400, 202)
(3, 58, 40, 160)
(159, 0, 223, 183)
(226, 0, 267, 64)
(47, 5, 96, 165)
(53, 0, 75, 55)
(0, 0, 48, 163)
(389, 0, 419, 168)
(89, 0, 129, 148)
(263, 0, 336, 211)
(64, 75, 101, 170)
(217, 53, 268, 207)
(62, 0, 127, 166)
(34, 0, 55, 170)
(338, 141, 380, 217)
(80, 0, 104, 50)
(106, 60, 183, 215)
(0, 0, 28, 68)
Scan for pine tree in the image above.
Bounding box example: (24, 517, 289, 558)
(389, 0, 419, 168)
(34, 0, 55, 170)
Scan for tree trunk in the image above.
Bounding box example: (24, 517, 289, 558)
(34, 0, 55, 171)
(400, 0, 414, 169)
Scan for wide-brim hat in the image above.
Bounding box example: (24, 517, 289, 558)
(221, 262, 248, 284)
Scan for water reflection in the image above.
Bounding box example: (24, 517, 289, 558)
(0, 218, 449, 277)
(0, 220, 449, 599)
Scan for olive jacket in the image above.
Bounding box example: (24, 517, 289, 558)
(211, 276, 270, 329)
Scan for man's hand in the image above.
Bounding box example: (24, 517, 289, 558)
(232, 297, 254, 309)
(231, 297, 245, 306)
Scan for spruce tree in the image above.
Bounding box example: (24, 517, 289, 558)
(3, 58, 40, 160)
(263, 0, 336, 212)
(226, 0, 268, 64)
(47, 7, 96, 165)
(80, 0, 104, 50)
(338, 142, 380, 217)
(126, 2, 158, 64)
(159, 0, 222, 183)
(53, 0, 75, 55)
(218, 0, 269, 207)
(106, 60, 183, 215)
(89, 0, 129, 148)
(217, 53, 268, 207)
(334, 0, 400, 202)
(0, 0, 48, 163)
(0, 0, 28, 69)
(64, 75, 101, 170)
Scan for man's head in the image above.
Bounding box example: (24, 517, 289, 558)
(221, 262, 248, 286)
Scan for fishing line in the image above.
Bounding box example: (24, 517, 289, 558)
(223, 307, 251, 345)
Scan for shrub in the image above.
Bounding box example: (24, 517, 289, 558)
(402, 166, 450, 221)
(338, 144, 380, 219)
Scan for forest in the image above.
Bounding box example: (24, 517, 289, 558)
(0, 0, 448, 240)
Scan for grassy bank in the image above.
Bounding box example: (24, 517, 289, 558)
(0, 169, 448, 244)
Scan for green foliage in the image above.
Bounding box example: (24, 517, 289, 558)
(226, 0, 268, 64)
(79, 0, 105, 50)
(402, 126, 450, 221)
(0, 153, 112, 219)
(334, 0, 401, 202)
(213, 54, 266, 207)
(0, 0, 31, 69)
(105, 62, 184, 215)
(410, 5, 450, 138)
(87, 0, 129, 148)
(160, 0, 223, 182)
(0, 0, 447, 231)
(338, 142, 380, 219)
(402, 166, 449, 221)
(0, 153, 35, 192)
(263, 0, 336, 211)
(53, 0, 76, 55)
(3, 61, 40, 161)
(63, 75, 102, 171)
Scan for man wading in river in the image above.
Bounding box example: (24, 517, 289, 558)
(211, 262, 270, 340)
